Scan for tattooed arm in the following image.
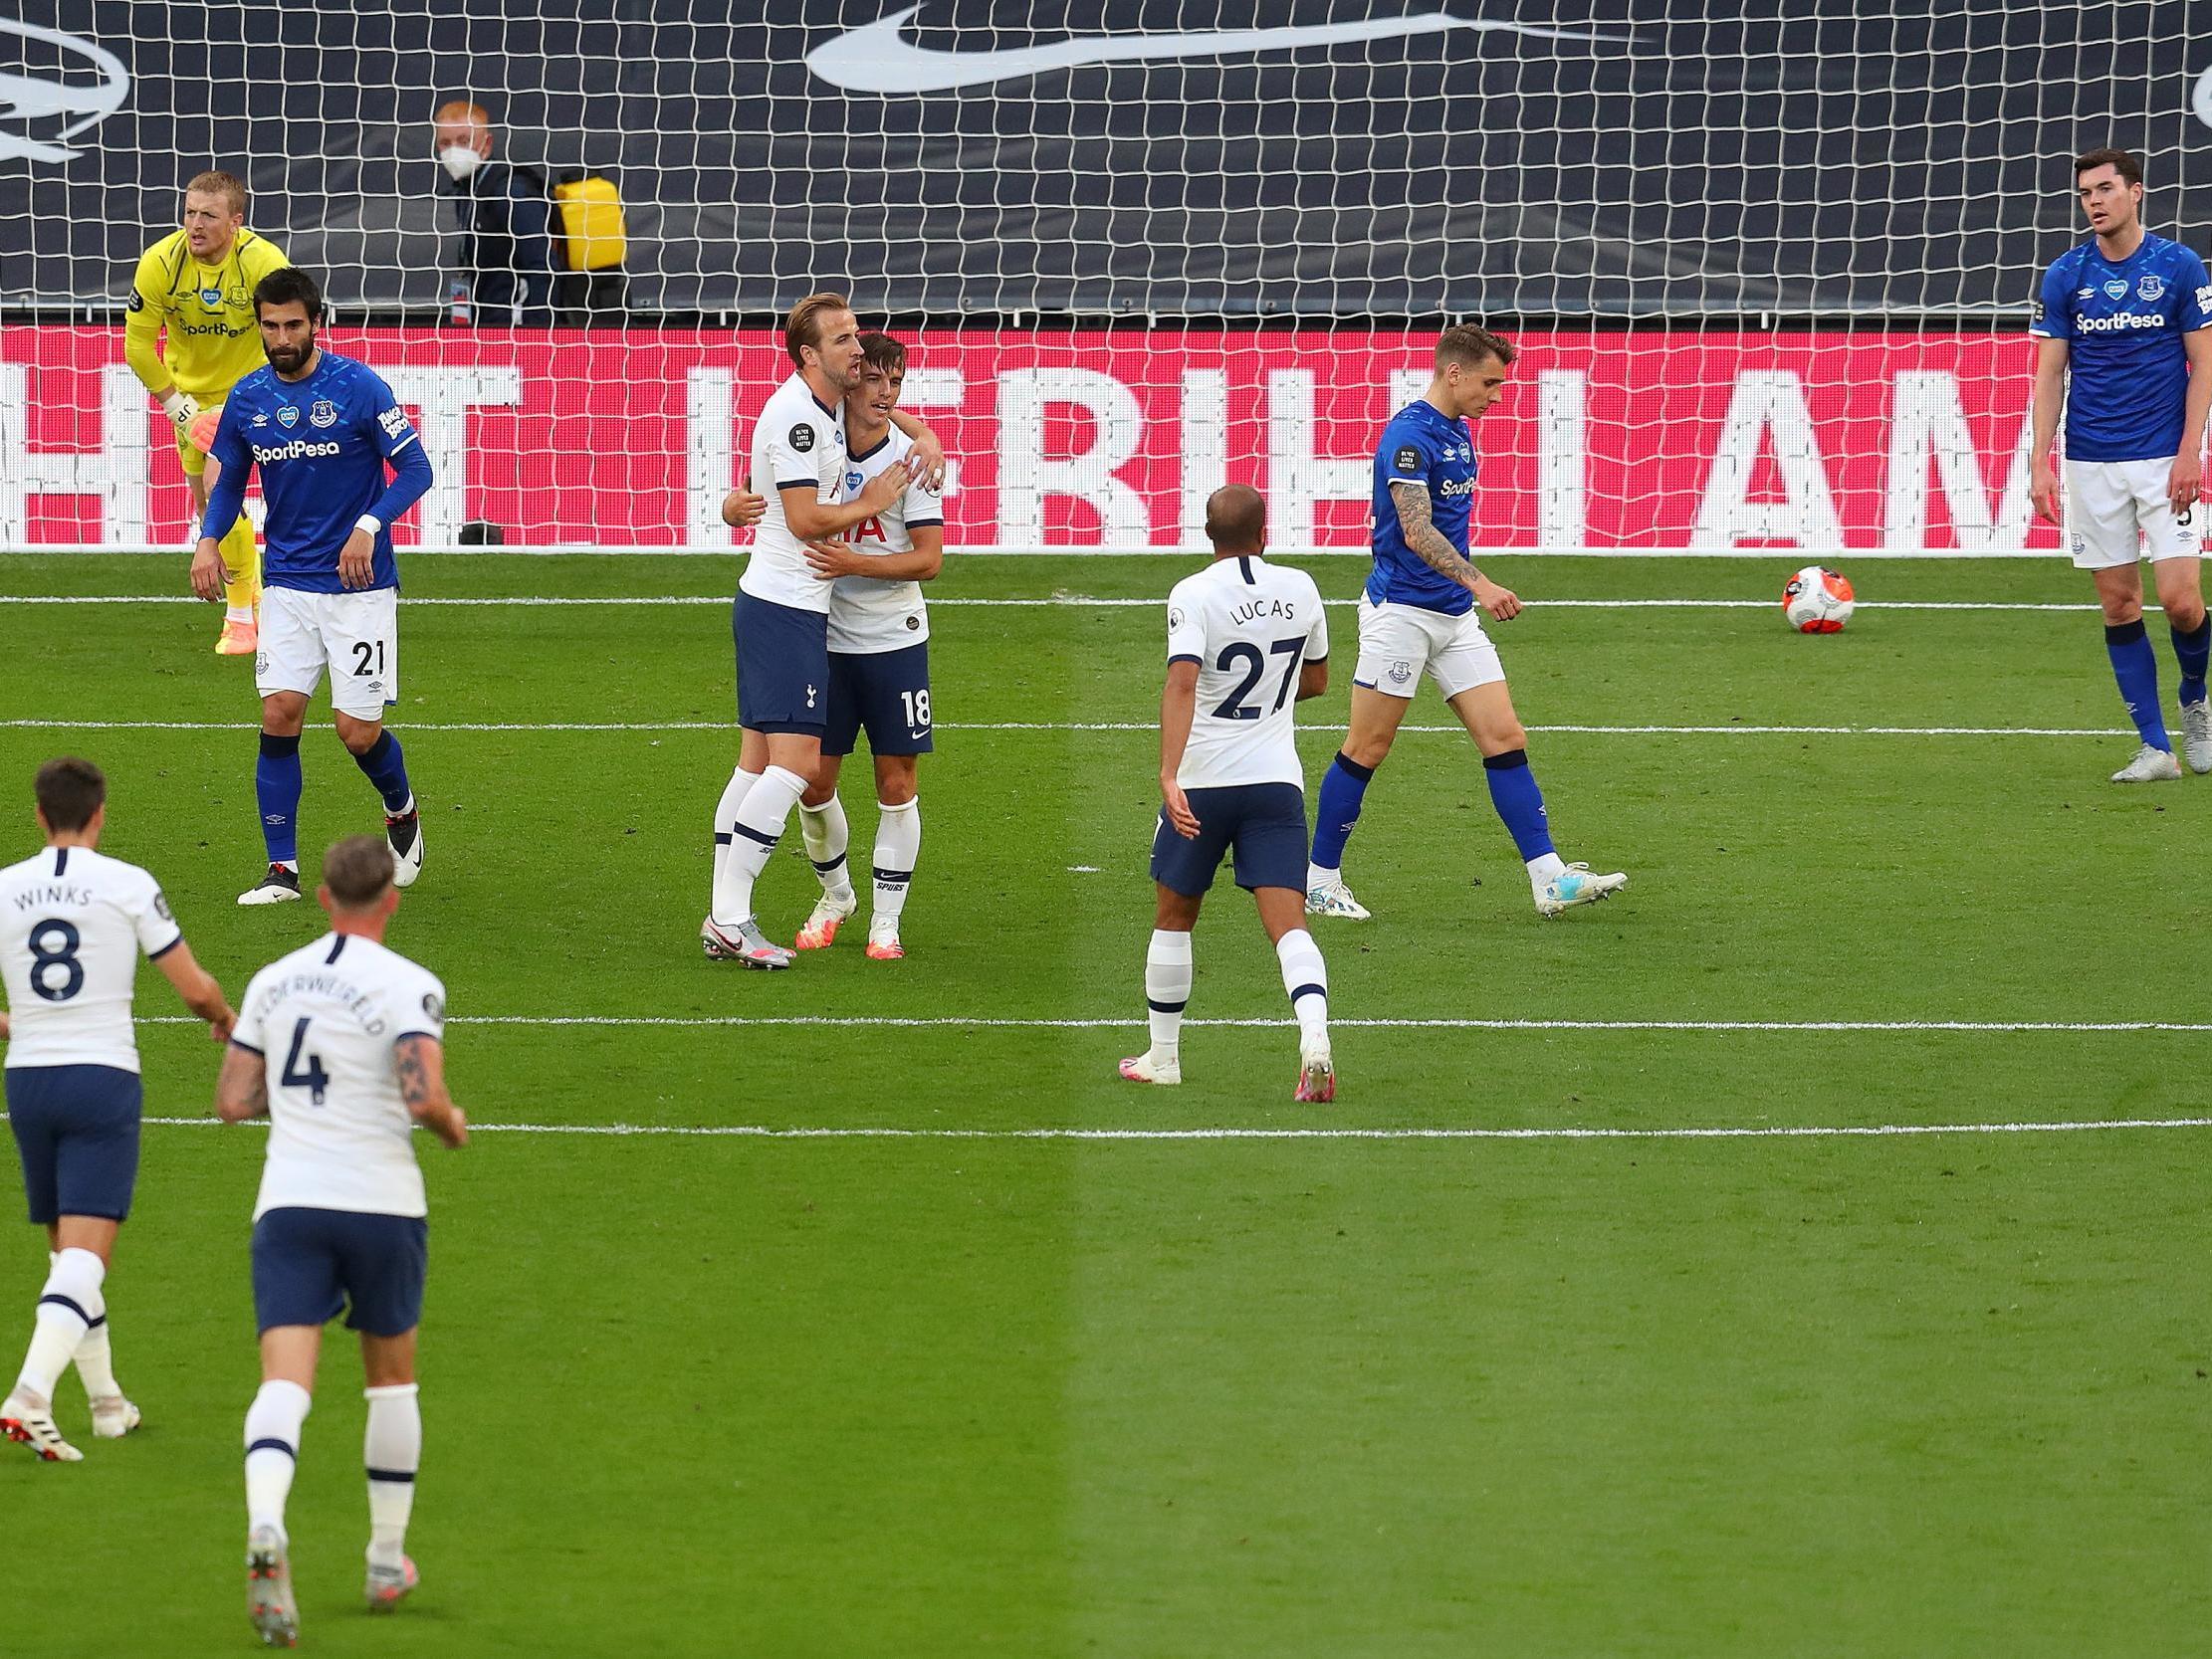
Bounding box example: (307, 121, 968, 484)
(1389, 482, 1521, 622)
(214, 1043, 269, 1123)
(393, 1035, 469, 1148)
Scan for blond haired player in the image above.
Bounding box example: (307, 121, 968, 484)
(124, 170, 289, 655)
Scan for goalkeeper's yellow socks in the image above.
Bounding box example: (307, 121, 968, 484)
(221, 518, 259, 623)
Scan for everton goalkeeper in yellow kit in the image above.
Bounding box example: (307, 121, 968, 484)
(124, 171, 289, 655)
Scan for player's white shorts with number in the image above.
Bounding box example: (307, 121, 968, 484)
(1352, 595, 1504, 701)
(256, 586, 399, 719)
(2065, 457, 2202, 570)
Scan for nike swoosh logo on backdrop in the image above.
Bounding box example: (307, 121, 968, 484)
(805, 6, 1630, 95)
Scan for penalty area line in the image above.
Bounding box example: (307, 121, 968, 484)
(131, 1116, 2212, 1141)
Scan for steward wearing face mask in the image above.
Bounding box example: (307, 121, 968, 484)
(428, 101, 555, 327)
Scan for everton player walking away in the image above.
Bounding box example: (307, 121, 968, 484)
(194, 267, 435, 903)
(216, 836, 467, 1645)
(0, 758, 233, 1463)
(1121, 486, 1337, 1102)
(1305, 325, 1626, 921)
(2029, 146, 2212, 781)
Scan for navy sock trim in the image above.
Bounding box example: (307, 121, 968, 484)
(1482, 747, 1531, 771)
(1146, 997, 1188, 1014)
(37, 1294, 92, 1326)
(713, 832, 732, 845)
(1331, 751, 1375, 783)
(1290, 982, 1326, 1003)
(87, 1314, 107, 1332)
(2106, 619, 2148, 647)
(259, 731, 302, 759)
(365, 1467, 417, 1484)
(872, 866, 913, 885)
(246, 1438, 297, 1461)
(811, 854, 848, 874)
(731, 821, 778, 848)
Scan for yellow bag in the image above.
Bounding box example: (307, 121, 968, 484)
(551, 176, 626, 272)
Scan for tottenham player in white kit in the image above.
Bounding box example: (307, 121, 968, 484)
(215, 835, 467, 1644)
(1121, 486, 1338, 1102)
(0, 758, 232, 1462)
(792, 332, 945, 960)
(2029, 146, 2212, 781)
(704, 293, 931, 968)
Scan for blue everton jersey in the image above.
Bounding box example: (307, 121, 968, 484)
(1367, 399, 1479, 616)
(2032, 233, 2212, 463)
(208, 350, 428, 593)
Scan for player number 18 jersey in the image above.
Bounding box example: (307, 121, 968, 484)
(1166, 555, 1329, 791)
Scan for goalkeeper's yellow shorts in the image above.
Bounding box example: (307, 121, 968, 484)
(175, 401, 223, 477)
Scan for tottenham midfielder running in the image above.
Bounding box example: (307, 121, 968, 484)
(127, 170, 290, 655)
(1121, 486, 1337, 1101)
(791, 332, 945, 961)
(0, 758, 232, 1463)
(216, 835, 467, 1643)
(194, 267, 435, 907)
(704, 294, 924, 968)
(2029, 146, 2212, 781)
(1305, 325, 1627, 920)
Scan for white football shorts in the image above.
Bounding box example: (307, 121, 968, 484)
(2065, 456, 2202, 570)
(256, 586, 399, 720)
(1352, 595, 1505, 702)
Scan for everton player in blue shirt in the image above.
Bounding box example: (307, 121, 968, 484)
(2030, 146, 2212, 781)
(192, 268, 435, 902)
(1305, 325, 1626, 920)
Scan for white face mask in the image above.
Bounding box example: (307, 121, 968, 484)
(438, 144, 482, 182)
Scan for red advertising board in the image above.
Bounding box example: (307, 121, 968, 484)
(1, 325, 2058, 553)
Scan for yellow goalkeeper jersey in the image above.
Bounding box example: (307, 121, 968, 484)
(123, 227, 291, 401)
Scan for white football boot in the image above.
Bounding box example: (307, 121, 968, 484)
(247, 1525, 300, 1647)
(1305, 876, 1371, 920)
(0, 1392, 82, 1462)
(2110, 743, 2183, 783)
(89, 1393, 141, 1439)
(385, 808, 424, 888)
(2179, 701, 2212, 775)
(1117, 1049, 1183, 1086)
(700, 916, 794, 969)
(238, 865, 303, 907)
(793, 889, 857, 950)
(1294, 1040, 1336, 1104)
(364, 1554, 419, 1612)
(1535, 863, 1630, 918)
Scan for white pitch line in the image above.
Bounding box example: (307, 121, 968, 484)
(135, 1013, 2212, 1033)
(127, 1115, 2212, 1141)
(0, 719, 2133, 738)
(0, 594, 2119, 613)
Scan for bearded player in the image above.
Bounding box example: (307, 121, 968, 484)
(125, 171, 290, 655)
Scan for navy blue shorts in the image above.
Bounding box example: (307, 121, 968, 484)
(824, 643, 933, 757)
(1150, 782, 1310, 897)
(251, 1207, 429, 1338)
(5, 1065, 142, 1225)
(733, 591, 830, 735)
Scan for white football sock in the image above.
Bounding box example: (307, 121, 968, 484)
(714, 764, 806, 925)
(14, 1247, 104, 1403)
(1145, 930, 1194, 1058)
(226, 602, 255, 624)
(363, 1383, 421, 1570)
(74, 1318, 118, 1400)
(1306, 860, 1339, 891)
(244, 1379, 313, 1539)
(710, 766, 762, 916)
(1526, 851, 1568, 892)
(798, 795, 856, 902)
(1275, 928, 1330, 1047)
(871, 797, 921, 930)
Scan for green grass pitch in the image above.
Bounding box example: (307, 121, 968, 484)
(1, 550, 2206, 1657)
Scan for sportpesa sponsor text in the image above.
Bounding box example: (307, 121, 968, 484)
(250, 438, 342, 463)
